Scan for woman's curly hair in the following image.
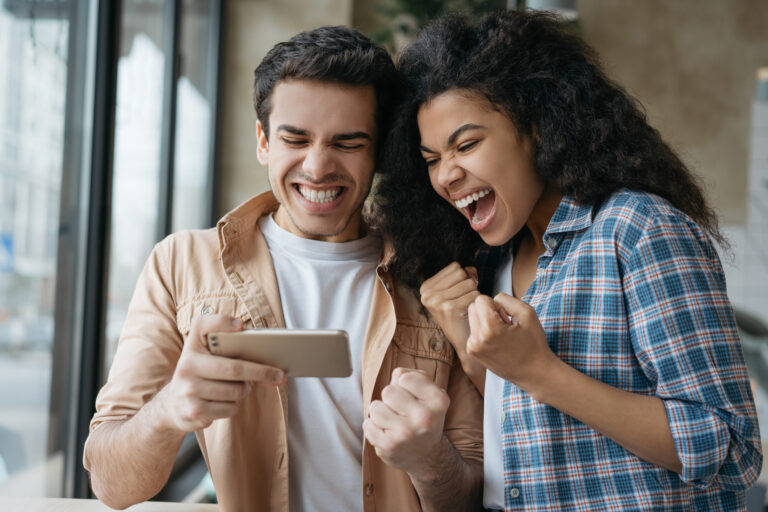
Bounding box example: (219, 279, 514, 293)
(375, 10, 723, 292)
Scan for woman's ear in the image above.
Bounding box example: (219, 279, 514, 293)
(531, 125, 541, 146)
(256, 120, 269, 166)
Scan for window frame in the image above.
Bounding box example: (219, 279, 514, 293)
(43, 0, 223, 499)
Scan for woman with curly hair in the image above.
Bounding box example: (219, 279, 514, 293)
(375, 10, 762, 511)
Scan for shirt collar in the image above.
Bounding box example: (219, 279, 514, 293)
(215, 191, 390, 264)
(216, 191, 280, 250)
(544, 195, 595, 237)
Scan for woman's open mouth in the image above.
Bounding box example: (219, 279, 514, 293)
(454, 188, 496, 229)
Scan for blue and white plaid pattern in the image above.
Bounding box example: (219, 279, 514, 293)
(481, 190, 762, 511)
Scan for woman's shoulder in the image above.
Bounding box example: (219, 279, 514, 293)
(592, 189, 700, 234)
(588, 189, 713, 260)
(596, 188, 685, 221)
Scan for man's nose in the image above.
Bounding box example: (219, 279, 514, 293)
(302, 145, 336, 178)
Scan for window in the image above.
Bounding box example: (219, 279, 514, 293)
(0, 0, 95, 497)
(0, 0, 221, 499)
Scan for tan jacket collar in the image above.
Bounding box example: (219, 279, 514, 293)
(216, 191, 396, 267)
(216, 191, 280, 251)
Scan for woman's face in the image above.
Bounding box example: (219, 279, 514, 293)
(417, 90, 544, 246)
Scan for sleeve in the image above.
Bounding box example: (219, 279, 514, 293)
(623, 211, 762, 490)
(442, 358, 484, 464)
(86, 237, 183, 436)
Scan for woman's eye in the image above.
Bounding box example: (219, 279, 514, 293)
(458, 140, 478, 152)
(424, 157, 439, 168)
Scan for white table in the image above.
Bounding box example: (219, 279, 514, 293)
(0, 497, 218, 511)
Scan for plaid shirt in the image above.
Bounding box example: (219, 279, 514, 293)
(476, 190, 762, 511)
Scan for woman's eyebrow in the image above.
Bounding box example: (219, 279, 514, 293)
(420, 123, 485, 153)
(446, 123, 484, 146)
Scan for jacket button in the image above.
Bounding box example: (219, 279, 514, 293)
(365, 483, 374, 496)
(429, 337, 443, 352)
(509, 487, 520, 499)
(201, 305, 213, 315)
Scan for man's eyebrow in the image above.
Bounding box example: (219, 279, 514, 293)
(275, 125, 371, 142)
(331, 131, 372, 142)
(419, 123, 484, 154)
(275, 124, 309, 136)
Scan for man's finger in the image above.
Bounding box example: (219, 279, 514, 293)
(392, 370, 448, 409)
(190, 352, 285, 384)
(188, 314, 244, 353)
(362, 418, 387, 447)
(198, 400, 242, 422)
(391, 367, 426, 382)
(380, 382, 420, 416)
(368, 399, 402, 429)
(193, 379, 251, 402)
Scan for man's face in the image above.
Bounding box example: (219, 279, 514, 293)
(257, 79, 377, 242)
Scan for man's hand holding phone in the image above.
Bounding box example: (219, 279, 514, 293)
(155, 314, 285, 433)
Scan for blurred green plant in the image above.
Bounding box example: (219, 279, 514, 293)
(370, 0, 507, 52)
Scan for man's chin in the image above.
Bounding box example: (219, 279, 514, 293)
(284, 214, 362, 242)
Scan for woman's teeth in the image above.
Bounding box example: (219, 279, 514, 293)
(454, 188, 491, 209)
(298, 185, 341, 203)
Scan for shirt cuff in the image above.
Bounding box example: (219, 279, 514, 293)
(664, 398, 730, 485)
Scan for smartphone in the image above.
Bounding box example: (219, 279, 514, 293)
(206, 329, 352, 378)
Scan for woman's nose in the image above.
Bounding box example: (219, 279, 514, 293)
(435, 159, 465, 190)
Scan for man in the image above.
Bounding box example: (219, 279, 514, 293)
(83, 26, 483, 512)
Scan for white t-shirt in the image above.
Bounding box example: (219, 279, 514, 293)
(259, 215, 381, 512)
(483, 251, 513, 510)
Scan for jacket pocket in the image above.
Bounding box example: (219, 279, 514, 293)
(175, 294, 253, 337)
(392, 321, 454, 389)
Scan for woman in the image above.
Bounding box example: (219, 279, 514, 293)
(376, 10, 762, 511)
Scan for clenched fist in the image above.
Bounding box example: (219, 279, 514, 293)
(363, 368, 450, 474)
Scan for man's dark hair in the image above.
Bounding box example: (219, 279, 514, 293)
(375, 10, 724, 291)
(253, 25, 400, 162)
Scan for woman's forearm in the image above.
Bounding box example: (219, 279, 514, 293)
(520, 357, 682, 473)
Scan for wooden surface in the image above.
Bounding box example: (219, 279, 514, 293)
(0, 497, 219, 511)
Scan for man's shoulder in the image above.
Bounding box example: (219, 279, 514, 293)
(157, 227, 221, 260)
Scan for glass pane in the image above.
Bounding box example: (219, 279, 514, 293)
(103, 0, 166, 376)
(0, 2, 68, 497)
(172, 0, 214, 232)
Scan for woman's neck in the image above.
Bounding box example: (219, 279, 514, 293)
(525, 185, 563, 249)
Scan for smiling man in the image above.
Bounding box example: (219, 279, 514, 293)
(83, 26, 483, 512)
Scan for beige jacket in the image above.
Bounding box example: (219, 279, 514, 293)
(84, 192, 483, 511)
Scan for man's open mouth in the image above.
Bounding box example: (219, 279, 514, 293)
(296, 184, 343, 203)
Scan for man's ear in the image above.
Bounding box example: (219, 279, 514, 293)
(256, 120, 269, 166)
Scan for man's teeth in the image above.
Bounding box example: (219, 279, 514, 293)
(298, 185, 342, 203)
(454, 189, 491, 209)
